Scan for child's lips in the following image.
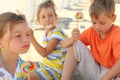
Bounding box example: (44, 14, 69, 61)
(22, 45, 29, 48)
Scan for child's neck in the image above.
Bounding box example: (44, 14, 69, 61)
(99, 34, 106, 39)
(99, 24, 113, 39)
(0, 53, 18, 77)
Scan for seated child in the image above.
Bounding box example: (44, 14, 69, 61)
(30, 0, 68, 80)
(0, 12, 40, 80)
(61, 0, 120, 80)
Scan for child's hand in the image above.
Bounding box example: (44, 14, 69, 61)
(71, 28, 80, 40)
(60, 37, 75, 48)
(60, 28, 80, 48)
(29, 28, 35, 41)
(29, 28, 36, 43)
(28, 71, 40, 80)
(29, 28, 34, 37)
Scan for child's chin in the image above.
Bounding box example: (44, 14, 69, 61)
(20, 49, 29, 54)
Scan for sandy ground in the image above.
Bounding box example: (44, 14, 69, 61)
(20, 2, 120, 62)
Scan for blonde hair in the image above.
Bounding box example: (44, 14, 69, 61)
(89, 0, 115, 19)
(0, 12, 26, 38)
(37, 0, 57, 22)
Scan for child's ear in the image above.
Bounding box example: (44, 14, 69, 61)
(112, 14, 116, 22)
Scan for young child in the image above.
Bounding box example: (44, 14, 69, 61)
(30, 0, 68, 79)
(0, 12, 39, 80)
(61, 0, 120, 80)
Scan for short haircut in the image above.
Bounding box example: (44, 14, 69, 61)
(89, 0, 115, 19)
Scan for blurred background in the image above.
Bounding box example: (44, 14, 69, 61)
(0, 0, 100, 24)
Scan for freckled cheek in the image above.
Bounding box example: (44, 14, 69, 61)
(10, 38, 23, 46)
(27, 40, 31, 46)
(92, 26, 97, 31)
(10, 40, 20, 47)
(93, 24, 104, 30)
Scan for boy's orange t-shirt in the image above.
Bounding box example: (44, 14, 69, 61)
(79, 25, 120, 69)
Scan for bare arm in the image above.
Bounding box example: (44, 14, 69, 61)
(31, 36, 59, 57)
(61, 46, 77, 80)
(61, 28, 80, 48)
(30, 28, 60, 57)
(60, 37, 75, 48)
(101, 59, 120, 80)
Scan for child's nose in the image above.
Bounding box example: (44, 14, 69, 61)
(45, 16, 50, 21)
(95, 24, 101, 29)
(23, 36, 29, 42)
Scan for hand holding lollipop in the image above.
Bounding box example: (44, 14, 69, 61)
(20, 61, 36, 80)
(60, 12, 84, 48)
(75, 11, 84, 28)
(72, 11, 84, 43)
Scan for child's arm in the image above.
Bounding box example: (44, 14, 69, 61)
(101, 59, 120, 80)
(31, 36, 60, 57)
(60, 37, 75, 48)
(61, 28, 80, 48)
(30, 28, 60, 57)
(61, 46, 77, 80)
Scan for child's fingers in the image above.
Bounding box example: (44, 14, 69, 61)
(71, 34, 79, 39)
(29, 28, 34, 36)
(71, 28, 80, 39)
(72, 28, 80, 34)
(72, 33, 80, 39)
(29, 71, 40, 80)
(72, 28, 79, 32)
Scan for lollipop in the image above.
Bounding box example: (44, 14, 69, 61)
(75, 11, 84, 28)
(21, 62, 29, 73)
(75, 11, 83, 19)
(21, 61, 36, 73)
(20, 61, 36, 80)
(28, 61, 36, 71)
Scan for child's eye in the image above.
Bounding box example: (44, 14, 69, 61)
(92, 22, 96, 24)
(50, 14, 53, 17)
(15, 35, 21, 37)
(100, 22, 105, 25)
(26, 33, 30, 36)
(42, 16, 46, 19)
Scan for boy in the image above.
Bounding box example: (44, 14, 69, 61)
(61, 0, 120, 80)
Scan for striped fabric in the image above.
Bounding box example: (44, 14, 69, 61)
(0, 58, 39, 80)
(0, 28, 67, 80)
(36, 27, 68, 80)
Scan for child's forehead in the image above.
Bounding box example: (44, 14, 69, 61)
(12, 22, 28, 31)
(40, 7, 54, 13)
(91, 13, 109, 20)
(39, 8, 55, 18)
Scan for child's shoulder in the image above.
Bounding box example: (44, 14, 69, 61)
(0, 68, 12, 79)
(53, 27, 63, 32)
(110, 25, 120, 37)
(112, 25, 120, 32)
(52, 27, 68, 36)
